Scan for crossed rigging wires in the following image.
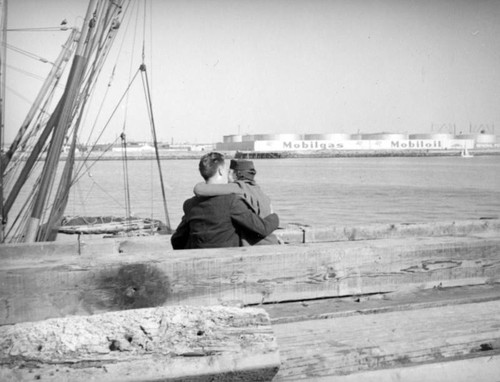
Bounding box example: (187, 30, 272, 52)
(1, 0, 171, 242)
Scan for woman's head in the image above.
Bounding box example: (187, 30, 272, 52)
(230, 159, 256, 181)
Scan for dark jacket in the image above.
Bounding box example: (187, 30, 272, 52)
(171, 194, 279, 249)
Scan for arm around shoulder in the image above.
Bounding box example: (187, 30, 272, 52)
(194, 182, 243, 197)
(230, 196, 279, 237)
(263, 212, 279, 228)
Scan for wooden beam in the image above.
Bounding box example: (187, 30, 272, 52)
(301, 219, 500, 243)
(265, 283, 500, 324)
(1, 219, 498, 256)
(272, 299, 500, 380)
(303, 354, 500, 382)
(0, 305, 280, 382)
(1, 235, 499, 325)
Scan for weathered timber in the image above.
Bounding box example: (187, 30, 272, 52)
(1, 219, 498, 255)
(272, 299, 500, 380)
(265, 283, 500, 324)
(305, 354, 500, 382)
(300, 218, 500, 244)
(0, 305, 280, 382)
(1, 235, 500, 325)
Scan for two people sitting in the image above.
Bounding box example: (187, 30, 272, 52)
(171, 152, 279, 249)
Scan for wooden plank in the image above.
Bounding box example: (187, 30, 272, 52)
(264, 283, 500, 324)
(1, 219, 498, 257)
(0, 241, 80, 258)
(1, 236, 500, 325)
(302, 219, 500, 243)
(274, 226, 304, 244)
(112, 235, 172, 254)
(307, 354, 500, 382)
(0, 237, 118, 258)
(272, 300, 500, 380)
(0, 305, 280, 382)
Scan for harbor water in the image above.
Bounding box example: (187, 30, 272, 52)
(62, 155, 500, 229)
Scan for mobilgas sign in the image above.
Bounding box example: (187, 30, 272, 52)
(253, 139, 472, 152)
(282, 141, 345, 150)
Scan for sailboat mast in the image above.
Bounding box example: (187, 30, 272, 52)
(40, 1, 126, 242)
(0, 0, 8, 242)
(23, 0, 99, 242)
(2, 28, 78, 170)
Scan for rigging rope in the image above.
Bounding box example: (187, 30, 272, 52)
(3, 0, 132, 242)
(120, 132, 132, 220)
(72, 1, 168, 232)
(6, 64, 61, 83)
(83, 170, 124, 209)
(4, 172, 40, 242)
(77, 1, 134, 151)
(4, 42, 55, 64)
(6, 27, 72, 32)
(140, 64, 171, 231)
(136, 1, 171, 232)
(36, 1, 130, 242)
(74, 69, 140, 181)
(6, 0, 175, 240)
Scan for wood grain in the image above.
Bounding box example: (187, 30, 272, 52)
(0, 305, 280, 382)
(304, 354, 500, 382)
(272, 299, 500, 380)
(302, 219, 500, 243)
(264, 283, 500, 324)
(1, 235, 500, 325)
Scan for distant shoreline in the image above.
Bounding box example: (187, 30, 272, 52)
(234, 148, 500, 159)
(13, 148, 500, 161)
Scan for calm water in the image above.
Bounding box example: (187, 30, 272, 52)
(60, 156, 500, 229)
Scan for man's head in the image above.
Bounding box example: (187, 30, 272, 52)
(229, 159, 256, 182)
(199, 152, 228, 183)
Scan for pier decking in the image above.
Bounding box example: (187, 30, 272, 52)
(1, 219, 499, 380)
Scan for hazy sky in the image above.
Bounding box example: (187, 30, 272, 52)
(4, 0, 500, 144)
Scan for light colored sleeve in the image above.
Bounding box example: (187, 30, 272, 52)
(193, 182, 243, 197)
(230, 195, 279, 237)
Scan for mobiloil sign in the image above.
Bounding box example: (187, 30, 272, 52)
(390, 140, 442, 149)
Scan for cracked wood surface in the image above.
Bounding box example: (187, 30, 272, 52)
(1, 235, 500, 325)
(0, 305, 280, 381)
(272, 299, 500, 380)
(264, 283, 500, 324)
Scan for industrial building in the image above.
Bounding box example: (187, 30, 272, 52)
(216, 132, 498, 153)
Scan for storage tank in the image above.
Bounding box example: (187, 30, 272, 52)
(253, 134, 278, 141)
(303, 134, 351, 140)
(278, 133, 303, 141)
(409, 133, 454, 140)
(242, 134, 255, 142)
(361, 133, 409, 140)
(223, 135, 242, 143)
(252, 133, 303, 141)
(475, 134, 496, 144)
(454, 134, 476, 140)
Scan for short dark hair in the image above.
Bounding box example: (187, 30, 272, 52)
(199, 152, 225, 181)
